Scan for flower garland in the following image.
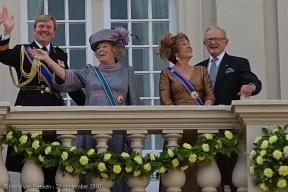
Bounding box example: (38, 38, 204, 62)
(1, 125, 244, 181)
(249, 124, 288, 192)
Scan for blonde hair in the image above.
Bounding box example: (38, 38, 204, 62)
(112, 44, 125, 63)
(157, 32, 190, 64)
(34, 15, 57, 31)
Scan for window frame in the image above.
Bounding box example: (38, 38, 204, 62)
(105, 0, 177, 106)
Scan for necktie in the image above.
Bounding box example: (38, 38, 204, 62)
(209, 57, 218, 75)
(41, 47, 48, 55)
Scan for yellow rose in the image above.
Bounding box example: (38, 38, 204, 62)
(261, 140, 269, 149)
(215, 140, 222, 149)
(125, 166, 132, 173)
(202, 144, 210, 152)
(159, 166, 166, 174)
(286, 134, 288, 140)
(250, 150, 256, 159)
(283, 146, 288, 154)
(269, 135, 278, 144)
(198, 156, 205, 161)
(253, 136, 261, 144)
(273, 150, 282, 160)
(133, 170, 141, 177)
(51, 142, 60, 146)
(134, 156, 143, 165)
(121, 152, 130, 158)
(260, 183, 268, 191)
(45, 146, 51, 155)
(256, 156, 263, 165)
(38, 155, 44, 162)
(79, 156, 89, 166)
(61, 151, 68, 160)
(279, 166, 288, 176)
(188, 154, 197, 163)
(149, 153, 155, 161)
(104, 153, 111, 161)
(87, 149, 95, 156)
(113, 165, 122, 174)
(65, 165, 73, 173)
(224, 130, 233, 140)
(6, 131, 13, 140)
(13, 145, 18, 153)
(172, 158, 179, 168)
(263, 168, 273, 178)
(249, 165, 255, 175)
(143, 163, 151, 172)
(70, 146, 76, 151)
(272, 127, 279, 133)
(205, 134, 213, 139)
(100, 173, 108, 178)
(97, 162, 106, 172)
(181, 165, 189, 171)
(167, 149, 175, 157)
(32, 140, 40, 149)
(277, 179, 287, 188)
(25, 149, 33, 155)
(260, 150, 266, 156)
(183, 143, 192, 149)
(19, 135, 28, 144)
(31, 133, 39, 138)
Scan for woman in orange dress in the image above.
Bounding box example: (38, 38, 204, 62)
(158, 32, 215, 192)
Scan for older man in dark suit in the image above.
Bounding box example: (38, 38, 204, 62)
(196, 26, 262, 192)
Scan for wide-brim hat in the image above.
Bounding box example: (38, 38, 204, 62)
(89, 27, 130, 51)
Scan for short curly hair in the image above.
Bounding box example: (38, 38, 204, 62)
(157, 32, 190, 64)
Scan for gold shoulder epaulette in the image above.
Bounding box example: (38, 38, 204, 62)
(13, 43, 30, 49)
(55, 46, 68, 54)
(16, 42, 30, 45)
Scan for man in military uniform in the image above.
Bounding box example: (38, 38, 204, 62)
(0, 6, 85, 192)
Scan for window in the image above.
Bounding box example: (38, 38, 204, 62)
(20, 0, 93, 106)
(108, 1, 176, 188)
(109, 0, 176, 106)
(108, 0, 176, 151)
(107, 1, 176, 189)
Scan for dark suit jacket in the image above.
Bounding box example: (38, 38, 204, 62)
(0, 37, 85, 106)
(196, 53, 262, 105)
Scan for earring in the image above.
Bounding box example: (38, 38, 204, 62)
(175, 54, 179, 60)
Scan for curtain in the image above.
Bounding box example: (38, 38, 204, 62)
(27, 0, 44, 42)
(27, 0, 44, 20)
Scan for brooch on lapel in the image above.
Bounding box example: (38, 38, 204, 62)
(57, 60, 65, 68)
(116, 95, 124, 104)
(190, 91, 199, 100)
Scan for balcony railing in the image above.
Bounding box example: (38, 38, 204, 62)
(0, 100, 287, 192)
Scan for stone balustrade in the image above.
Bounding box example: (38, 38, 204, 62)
(0, 100, 287, 192)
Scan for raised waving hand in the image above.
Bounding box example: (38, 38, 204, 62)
(1, 6, 15, 36)
(29, 48, 50, 62)
(29, 48, 66, 80)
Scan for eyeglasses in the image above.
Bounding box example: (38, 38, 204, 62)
(204, 38, 226, 43)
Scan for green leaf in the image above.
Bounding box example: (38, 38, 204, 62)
(262, 128, 269, 135)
